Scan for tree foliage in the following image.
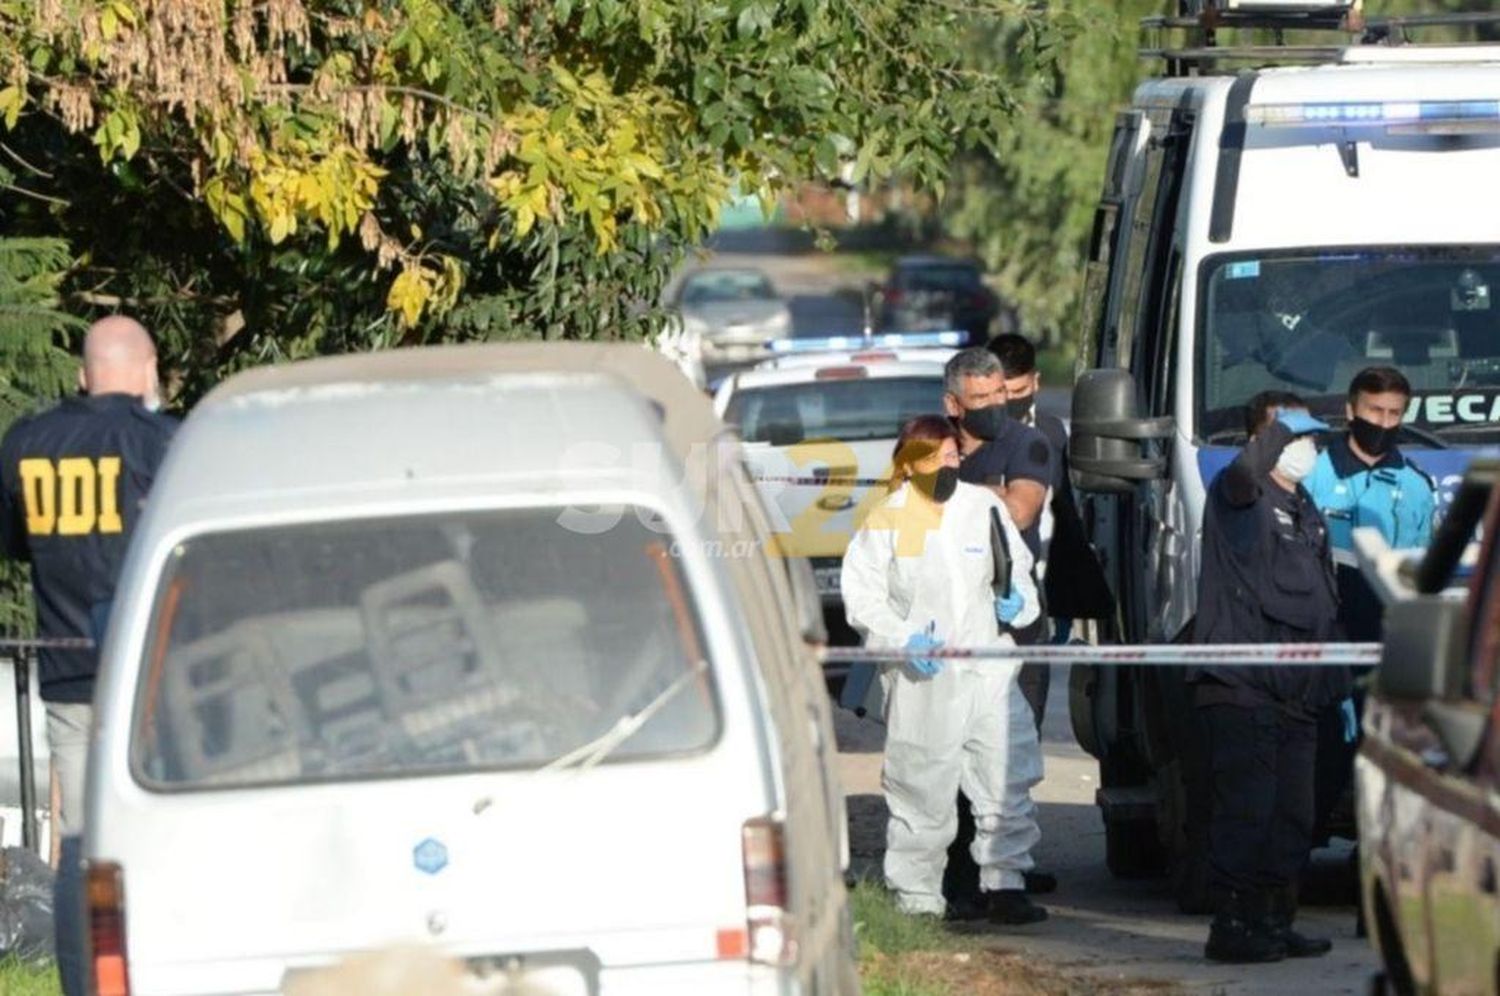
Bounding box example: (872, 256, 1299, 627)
(0, 0, 1051, 400)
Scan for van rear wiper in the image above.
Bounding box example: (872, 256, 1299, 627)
(472, 658, 709, 815)
(540, 659, 708, 773)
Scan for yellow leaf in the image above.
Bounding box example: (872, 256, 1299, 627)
(387, 268, 432, 328)
(515, 203, 535, 238)
(0, 85, 23, 130)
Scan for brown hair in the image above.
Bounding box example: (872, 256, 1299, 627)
(889, 414, 959, 491)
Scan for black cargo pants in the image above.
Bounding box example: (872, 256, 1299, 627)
(1202, 702, 1317, 893)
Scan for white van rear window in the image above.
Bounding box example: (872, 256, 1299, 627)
(131, 508, 719, 788)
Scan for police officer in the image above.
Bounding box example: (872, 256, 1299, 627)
(0, 316, 177, 836)
(1305, 366, 1435, 637)
(1303, 367, 1435, 847)
(1188, 391, 1349, 964)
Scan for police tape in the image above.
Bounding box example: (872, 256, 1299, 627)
(752, 475, 886, 487)
(817, 641, 1381, 667)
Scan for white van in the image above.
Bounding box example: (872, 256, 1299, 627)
(81, 344, 857, 995)
(1063, 3, 1500, 902)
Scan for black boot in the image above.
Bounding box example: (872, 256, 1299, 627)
(1265, 885, 1332, 958)
(986, 889, 1049, 925)
(1205, 890, 1288, 964)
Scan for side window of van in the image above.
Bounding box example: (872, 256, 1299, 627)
(1116, 110, 1191, 379)
(1081, 111, 1144, 369)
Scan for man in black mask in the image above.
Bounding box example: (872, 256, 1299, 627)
(939, 346, 1055, 921)
(1303, 366, 1436, 846)
(990, 334, 1113, 733)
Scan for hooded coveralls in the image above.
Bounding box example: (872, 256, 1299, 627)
(842, 480, 1041, 915)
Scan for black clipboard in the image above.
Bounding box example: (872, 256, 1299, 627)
(990, 506, 1013, 600)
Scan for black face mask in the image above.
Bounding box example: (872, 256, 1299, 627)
(910, 466, 959, 504)
(1005, 395, 1035, 422)
(960, 404, 1008, 441)
(1350, 416, 1399, 458)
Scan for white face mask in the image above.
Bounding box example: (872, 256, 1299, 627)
(1276, 435, 1317, 483)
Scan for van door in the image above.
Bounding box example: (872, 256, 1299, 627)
(724, 461, 852, 989)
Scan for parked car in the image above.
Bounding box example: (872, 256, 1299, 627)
(872, 256, 1007, 345)
(672, 267, 793, 368)
(714, 337, 953, 685)
(82, 343, 857, 996)
(1357, 459, 1500, 996)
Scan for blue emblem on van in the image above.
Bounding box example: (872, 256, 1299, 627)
(413, 837, 449, 875)
(1226, 260, 1261, 280)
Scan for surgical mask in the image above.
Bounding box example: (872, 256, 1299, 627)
(909, 466, 959, 504)
(960, 404, 1007, 441)
(1276, 436, 1318, 484)
(1350, 416, 1398, 458)
(1005, 395, 1035, 422)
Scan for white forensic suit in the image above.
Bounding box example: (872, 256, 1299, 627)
(841, 480, 1042, 916)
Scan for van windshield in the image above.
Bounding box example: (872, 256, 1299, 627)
(1199, 248, 1500, 444)
(132, 508, 719, 789)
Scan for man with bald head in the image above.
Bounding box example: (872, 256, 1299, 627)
(0, 315, 176, 838)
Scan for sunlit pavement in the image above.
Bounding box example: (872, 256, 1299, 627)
(834, 667, 1381, 995)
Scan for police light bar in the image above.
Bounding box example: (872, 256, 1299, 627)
(1248, 100, 1500, 130)
(768, 331, 965, 354)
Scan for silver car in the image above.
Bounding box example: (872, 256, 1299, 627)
(82, 344, 857, 995)
(673, 268, 793, 366)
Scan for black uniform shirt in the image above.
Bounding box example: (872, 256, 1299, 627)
(0, 394, 177, 702)
(1189, 420, 1349, 714)
(957, 417, 1054, 558)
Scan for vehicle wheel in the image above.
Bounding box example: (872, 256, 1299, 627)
(1105, 818, 1168, 879)
(1372, 888, 1417, 996)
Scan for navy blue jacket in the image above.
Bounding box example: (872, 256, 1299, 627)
(1189, 421, 1350, 714)
(0, 394, 177, 702)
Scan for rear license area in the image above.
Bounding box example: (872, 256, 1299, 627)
(283, 948, 599, 995)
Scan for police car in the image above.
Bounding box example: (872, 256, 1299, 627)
(1063, 1, 1500, 898)
(714, 333, 959, 656)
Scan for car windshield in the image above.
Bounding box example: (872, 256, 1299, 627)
(1199, 247, 1500, 443)
(725, 375, 944, 445)
(897, 264, 982, 292)
(680, 270, 776, 305)
(132, 508, 718, 789)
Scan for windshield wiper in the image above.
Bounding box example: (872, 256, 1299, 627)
(472, 658, 710, 815)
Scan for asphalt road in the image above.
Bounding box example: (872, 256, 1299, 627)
(834, 668, 1380, 994)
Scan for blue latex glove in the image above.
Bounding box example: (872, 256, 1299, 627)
(995, 590, 1025, 625)
(904, 621, 945, 677)
(1340, 698, 1358, 743)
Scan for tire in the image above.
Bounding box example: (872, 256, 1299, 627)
(1372, 887, 1417, 996)
(1105, 818, 1169, 879)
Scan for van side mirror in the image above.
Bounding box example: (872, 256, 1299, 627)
(784, 556, 829, 646)
(1377, 597, 1468, 701)
(1069, 369, 1174, 494)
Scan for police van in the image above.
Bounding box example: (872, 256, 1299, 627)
(1064, 0, 1500, 902)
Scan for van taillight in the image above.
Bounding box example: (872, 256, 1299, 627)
(86, 860, 130, 996)
(741, 816, 798, 967)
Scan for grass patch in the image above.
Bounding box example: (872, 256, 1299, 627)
(849, 882, 1181, 996)
(0, 958, 61, 996)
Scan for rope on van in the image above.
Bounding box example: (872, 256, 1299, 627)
(818, 641, 1380, 668)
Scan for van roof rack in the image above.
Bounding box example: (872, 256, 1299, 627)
(1141, 5, 1500, 77)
